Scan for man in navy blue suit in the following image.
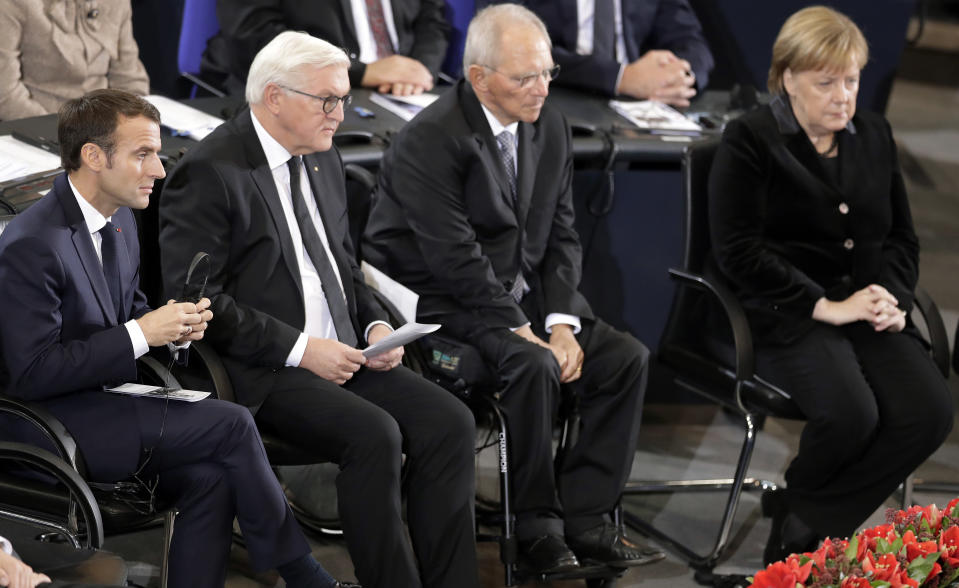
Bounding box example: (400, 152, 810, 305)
(0, 89, 355, 588)
(506, 0, 713, 106)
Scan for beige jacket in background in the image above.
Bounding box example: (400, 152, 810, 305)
(0, 0, 149, 121)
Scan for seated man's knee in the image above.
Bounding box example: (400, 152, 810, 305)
(346, 407, 403, 465)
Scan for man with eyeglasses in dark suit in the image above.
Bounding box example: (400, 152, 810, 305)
(363, 4, 663, 576)
(159, 32, 479, 588)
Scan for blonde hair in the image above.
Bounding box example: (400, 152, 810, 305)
(767, 5, 868, 95)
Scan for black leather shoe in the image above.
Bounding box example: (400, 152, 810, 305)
(567, 523, 665, 567)
(518, 534, 580, 574)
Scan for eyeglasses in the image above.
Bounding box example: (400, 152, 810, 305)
(280, 85, 353, 114)
(482, 64, 561, 88)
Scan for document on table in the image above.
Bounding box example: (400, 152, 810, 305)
(369, 92, 439, 121)
(144, 95, 224, 140)
(106, 383, 210, 402)
(0, 135, 62, 183)
(362, 322, 441, 358)
(609, 99, 702, 134)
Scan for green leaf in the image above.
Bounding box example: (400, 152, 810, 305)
(906, 551, 941, 583)
(845, 536, 860, 561)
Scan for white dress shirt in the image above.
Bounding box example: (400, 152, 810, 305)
(68, 178, 149, 358)
(349, 0, 400, 63)
(479, 105, 581, 335)
(250, 112, 385, 366)
(0, 535, 11, 555)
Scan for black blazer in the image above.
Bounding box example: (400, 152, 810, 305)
(158, 108, 388, 410)
(515, 0, 713, 95)
(362, 79, 593, 333)
(204, 0, 450, 90)
(708, 95, 919, 345)
(0, 175, 150, 479)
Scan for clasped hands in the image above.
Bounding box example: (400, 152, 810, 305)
(618, 49, 697, 107)
(300, 323, 403, 385)
(812, 284, 907, 333)
(515, 324, 584, 383)
(361, 55, 433, 97)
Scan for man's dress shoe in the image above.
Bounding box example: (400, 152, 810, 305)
(566, 523, 665, 567)
(518, 534, 580, 574)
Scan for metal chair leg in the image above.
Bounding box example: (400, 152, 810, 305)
(486, 398, 517, 586)
(159, 509, 178, 588)
(621, 412, 766, 569)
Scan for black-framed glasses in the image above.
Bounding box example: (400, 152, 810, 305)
(482, 64, 561, 88)
(280, 85, 353, 114)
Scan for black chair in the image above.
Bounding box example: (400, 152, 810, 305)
(0, 447, 128, 586)
(620, 138, 952, 573)
(0, 358, 179, 588)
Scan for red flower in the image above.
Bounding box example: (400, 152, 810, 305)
(939, 525, 959, 567)
(905, 538, 938, 562)
(749, 559, 812, 588)
(839, 577, 871, 588)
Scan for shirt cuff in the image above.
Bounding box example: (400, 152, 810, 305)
(545, 313, 581, 334)
(0, 536, 12, 555)
(364, 321, 393, 344)
(509, 321, 531, 332)
(124, 319, 149, 359)
(613, 63, 626, 96)
(286, 332, 309, 367)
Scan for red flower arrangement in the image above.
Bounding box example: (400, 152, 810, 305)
(750, 499, 959, 588)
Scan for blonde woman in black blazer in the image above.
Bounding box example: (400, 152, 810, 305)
(709, 6, 953, 565)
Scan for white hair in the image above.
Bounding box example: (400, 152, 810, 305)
(245, 31, 350, 104)
(462, 3, 551, 74)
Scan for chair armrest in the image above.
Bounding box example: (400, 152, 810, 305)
(0, 441, 104, 549)
(668, 268, 755, 382)
(913, 286, 950, 379)
(188, 341, 235, 403)
(0, 395, 80, 473)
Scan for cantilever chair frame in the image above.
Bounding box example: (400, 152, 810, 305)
(620, 138, 952, 571)
(0, 357, 178, 588)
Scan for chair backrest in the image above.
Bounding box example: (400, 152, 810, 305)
(344, 163, 378, 263)
(658, 138, 721, 352)
(177, 0, 220, 76)
(441, 0, 476, 79)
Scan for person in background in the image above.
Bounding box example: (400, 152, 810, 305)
(0, 536, 50, 588)
(504, 0, 713, 106)
(0, 0, 149, 120)
(708, 5, 953, 564)
(204, 0, 448, 97)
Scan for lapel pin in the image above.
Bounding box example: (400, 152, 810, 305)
(313, 166, 319, 172)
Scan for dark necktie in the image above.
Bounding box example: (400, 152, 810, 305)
(593, 0, 616, 61)
(287, 156, 358, 347)
(495, 131, 517, 203)
(99, 222, 124, 323)
(365, 0, 395, 59)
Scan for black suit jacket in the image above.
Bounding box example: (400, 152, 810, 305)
(158, 108, 388, 410)
(204, 0, 449, 90)
(708, 95, 919, 345)
(0, 175, 150, 479)
(363, 79, 593, 333)
(515, 0, 713, 95)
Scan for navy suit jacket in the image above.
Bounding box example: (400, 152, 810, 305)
(204, 0, 449, 91)
(363, 79, 593, 333)
(514, 0, 713, 96)
(159, 108, 389, 412)
(0, 174, 150, 480)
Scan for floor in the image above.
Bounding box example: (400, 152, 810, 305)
(64, 16, 959, 588)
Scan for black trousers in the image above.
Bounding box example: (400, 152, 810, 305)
(755, 322, 953, 537)
(441, 315, 648, 540)
(255, 365, 479, 588)
(86, 398, 310, 588)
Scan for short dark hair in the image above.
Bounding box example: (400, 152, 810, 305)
(58, 89, 161, 172)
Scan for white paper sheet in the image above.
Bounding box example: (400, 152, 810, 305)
(362, 322, 441, 358)
(145, 94, 224, 141)
(0, 135, 62, 183)
(106, 383, 210, 402)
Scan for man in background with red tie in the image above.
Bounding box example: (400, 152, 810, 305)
(203, 0, 448, 96)
(159, 32, 479, 588)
